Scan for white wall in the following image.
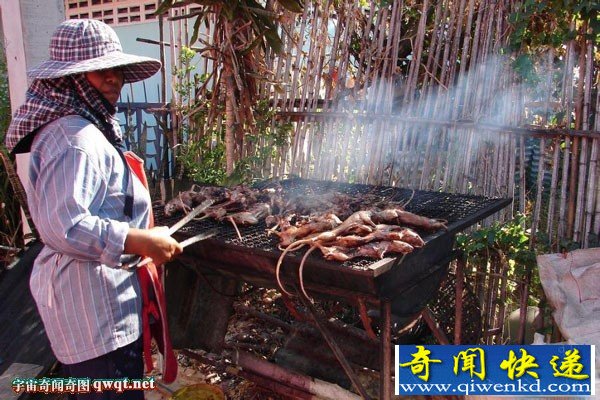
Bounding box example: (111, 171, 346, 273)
(114, 20, 205, 104)
(114, 21, 171, 104)
(20, 0, 64, 69)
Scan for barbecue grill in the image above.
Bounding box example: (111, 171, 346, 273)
(157, 178, 512, 399)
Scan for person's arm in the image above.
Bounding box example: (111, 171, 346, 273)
(33, 147, 181, 266)
(125, 226, 182, 267)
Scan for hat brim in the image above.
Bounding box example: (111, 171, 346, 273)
(27, 51, 161, 84)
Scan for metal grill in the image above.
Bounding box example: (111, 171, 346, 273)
(154, 178, 512, 272)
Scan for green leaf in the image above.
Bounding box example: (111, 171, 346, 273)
(263, 28, 284, 54)
(190, 14, 203, 45)
(487, 231, 496, 246)
(277, 0, 304, 13)
(155, 0, 174, 15)
(222, 2, 236, 20)
(240, 35, 264, 56)
(242, 4, 281, 18)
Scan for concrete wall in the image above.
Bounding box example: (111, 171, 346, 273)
(20, 0, 64, 69)
(0, 0, 64, 110)
(115, 21, 170, 103)
(114, 20, 204, 104)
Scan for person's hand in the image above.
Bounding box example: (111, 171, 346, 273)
(124, 227, 183, 266)
(143, 226, 184, 266)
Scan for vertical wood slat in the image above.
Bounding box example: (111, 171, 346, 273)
(531, 138, 547, 245)
(547, 141, 561, 244)
(592, 78, 600, 238)
(438, 0, 457, 87)
(588, 137, 600, 246)
(558, 22, 576, 239)
(577, 38, 596, 246)
(333, 0, 360, 181)
(446, 0, 467, 87)
(288, 4, 311, 175)
(574, 137, 589, 243)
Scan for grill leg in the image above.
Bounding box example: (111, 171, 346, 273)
(380, 300, 392, 400)
(454, 255, 466, 344)
(297, 293, 373, 400)
(358, 297, 378, 341)
(421, 307, 450, 344)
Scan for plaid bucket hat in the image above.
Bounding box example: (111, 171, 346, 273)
(27, 19, 161, 83)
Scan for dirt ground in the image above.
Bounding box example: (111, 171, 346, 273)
(143, 283, 449, 400)
(146, 285, 308, 400)
(38, 283, 463, 400)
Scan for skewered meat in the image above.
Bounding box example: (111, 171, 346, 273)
(373, 209, 447, 231)
(296, 210, 377, 245)
(191, 185, 230, 205)
(201, 206, 228, 220)
(328, 226, 422, 248)
(316, 244, 353, 262)
(164, 191, 194, 216)
(275, 213, 342, 248)
(371, 225, 425, 247)
(317, 239, 414, 262)
(228, 203, 272, 226)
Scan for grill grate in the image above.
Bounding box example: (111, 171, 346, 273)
(154, 178, 511, 271)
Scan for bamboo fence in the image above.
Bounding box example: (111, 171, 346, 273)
(158, 0, 599, 343)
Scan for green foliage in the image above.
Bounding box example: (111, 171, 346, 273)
(159, 0, 302, 181)
(173, 46, 197, 103)
(171, 47, 293, 187)
(175, 97, 293, 186)
(511, 54, 541, 87)
(161, 0, 303, 57)
(507, 0, 599, 83)
(456, 214, 546, 306)
(178, 137, 227, 185)
(0, 58, 10, 139)
(507, 0, 599, 50)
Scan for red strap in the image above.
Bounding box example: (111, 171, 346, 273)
(124, 151, 155, 227)
(123, 151, 178, 383)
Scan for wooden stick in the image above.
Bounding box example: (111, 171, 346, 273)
(235, 349, 363, 400)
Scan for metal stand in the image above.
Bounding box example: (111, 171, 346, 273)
(379, 300, 392, 400)
(297, 291, 373, 400)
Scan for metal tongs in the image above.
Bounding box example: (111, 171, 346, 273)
(121, 199, 217, 269)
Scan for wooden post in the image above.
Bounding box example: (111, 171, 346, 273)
(454, 257, 466, 344)
(379, 300, 392, 400)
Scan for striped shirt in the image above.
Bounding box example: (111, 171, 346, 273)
(27, 115, 150, 364)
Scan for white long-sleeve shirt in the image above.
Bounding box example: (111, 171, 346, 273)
(28, 115, 150, 364)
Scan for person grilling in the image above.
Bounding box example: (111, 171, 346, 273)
(4, 19, 182, 399)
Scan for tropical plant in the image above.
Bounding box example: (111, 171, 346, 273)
(456, 214, 547, 308)
(156, 0, 303, 176)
